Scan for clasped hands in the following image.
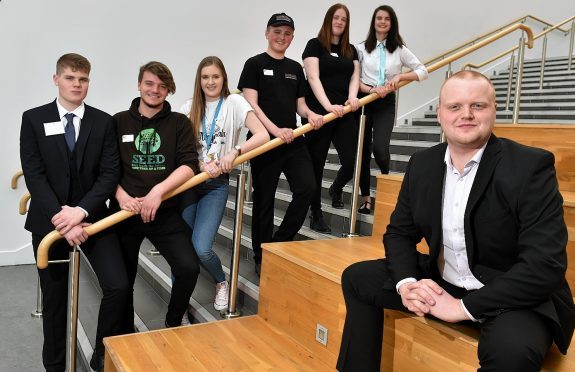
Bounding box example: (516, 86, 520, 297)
(51, 205, 89, 246)
(398, 279, 470, 323)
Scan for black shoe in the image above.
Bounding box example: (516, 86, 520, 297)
(358, 201, 372, 215)
(164, 319, 180, 328)
(90, 353, 104, 372)
(310, 211, 331, 233)
(329, 185, 344, 209)
(255, 263, 262, 277)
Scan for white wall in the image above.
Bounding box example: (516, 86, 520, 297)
(1, 0, 573, 265)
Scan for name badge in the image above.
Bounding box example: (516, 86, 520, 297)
(330, 52, 339, 57)
(263, 69, 274, 76)
(44, 121, 65, 136)
(122, 134, 135, 143)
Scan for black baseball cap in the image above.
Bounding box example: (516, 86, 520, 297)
(267, 13, 295, 29)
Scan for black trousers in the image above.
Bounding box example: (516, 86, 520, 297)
(116, 208, 200, 329)
(305, 113, 358, 212)
(337, 259, 553, 372)
(33, 230, 129, 372)
(250, 141, 315, 263)
(359, 93, 396, 197)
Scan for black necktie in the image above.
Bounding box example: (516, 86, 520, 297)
(64, 113, 76, 151)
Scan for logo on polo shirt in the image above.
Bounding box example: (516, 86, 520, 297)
(285, 73, 297, 80)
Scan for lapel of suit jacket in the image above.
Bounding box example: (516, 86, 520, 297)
(48, 100, 71, 165)
(428, 143, 447, 262)
(464, 134, 502, 264)
(75, 106, 93, 171)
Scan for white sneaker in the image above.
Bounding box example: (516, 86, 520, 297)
(181, 312, 190, 326)
(214, 281, 229, 311)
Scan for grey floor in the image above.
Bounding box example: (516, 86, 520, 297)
(0, 243, 255, 371)
(0, 264, 47, 372)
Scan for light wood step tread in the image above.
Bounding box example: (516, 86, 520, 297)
(104, 315, 332, 371)
(262, 236, 382, 284)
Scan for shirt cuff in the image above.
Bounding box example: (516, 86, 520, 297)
(460, 299, 482, 322)
(77, 206, 89, 218)
(396, 277, 417, 294)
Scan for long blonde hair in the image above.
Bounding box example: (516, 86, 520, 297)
(189, 56, 231, 135)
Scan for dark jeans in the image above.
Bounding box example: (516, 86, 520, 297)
(359, 93, 396, 197)
(250, 140, 315, 263)
(33, 230, 129, 372)
(305, 113, 358, 212)
(116, 208, 200, 328)
(337, 259, 553, 372)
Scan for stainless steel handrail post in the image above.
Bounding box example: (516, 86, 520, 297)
(512, 34, 527, 124)
(224, 163, 245, 319)
(445, 62, 453, 79)
(65, 245, 80, 372)
(31, 275, 43, 318)
(343, 106, 366, 238)
(539, 32, 548, 89)
(568, 20, 575, 70)
(244, 162, 253, 204)
(505, 52, 516, 111)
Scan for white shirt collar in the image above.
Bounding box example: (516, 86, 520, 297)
(444, 142, 487, 175)
(56, 98, 85, 120)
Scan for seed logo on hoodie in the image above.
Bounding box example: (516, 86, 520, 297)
(132, 128, 166, 171)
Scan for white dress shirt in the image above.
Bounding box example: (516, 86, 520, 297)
(56, 98, 85, 141)
(440, 145, 485, 291)
(356, 40, 428, 86)
(55, 98, 88, 217)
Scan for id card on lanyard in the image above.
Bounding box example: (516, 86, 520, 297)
(202, 97, 223, 154)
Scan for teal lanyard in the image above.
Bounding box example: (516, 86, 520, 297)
(201, 97, 223, 152)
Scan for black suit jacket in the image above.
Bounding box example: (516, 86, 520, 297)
(20, 100, 120, 237)
(384, 135, 575, 353)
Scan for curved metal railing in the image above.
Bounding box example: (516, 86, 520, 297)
(462, 15, 575, 70)
(424, 14, 561, 67)
(36, 22, 534, 269)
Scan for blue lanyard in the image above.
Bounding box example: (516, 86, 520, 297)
(201, 97, 223, 152)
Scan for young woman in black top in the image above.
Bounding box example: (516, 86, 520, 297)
(303, 3, 360, 233)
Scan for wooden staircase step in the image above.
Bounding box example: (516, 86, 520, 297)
(104, 316, 332, 371)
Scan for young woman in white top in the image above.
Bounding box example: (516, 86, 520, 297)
(356, 5, 428, 214)
(179, 56, 268, 315)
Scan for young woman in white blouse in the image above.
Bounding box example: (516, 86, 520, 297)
(356, 5, 428, 214)
(179, 56, 268, 316)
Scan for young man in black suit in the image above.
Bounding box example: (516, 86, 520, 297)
(20, 53, 129, 372)
(337, 70, 575, 371)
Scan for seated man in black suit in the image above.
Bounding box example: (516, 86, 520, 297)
(336, 70, 575, 371)
(20, 53, 129, 372)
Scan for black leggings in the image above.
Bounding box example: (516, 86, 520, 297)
(306, 113, 358, 212)
(359, 93, 396, 197)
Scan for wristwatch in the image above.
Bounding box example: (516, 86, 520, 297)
(234, 145, 242, 155)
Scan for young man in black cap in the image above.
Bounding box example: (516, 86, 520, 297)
(238, 13, 324, 275)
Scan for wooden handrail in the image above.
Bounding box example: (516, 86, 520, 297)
(11, 170, 23, 189)
(424, 14, 564, 66)
(19, 193, 31, 215)
(463, 15, 575, 70)
(36, 23, 534, 269)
